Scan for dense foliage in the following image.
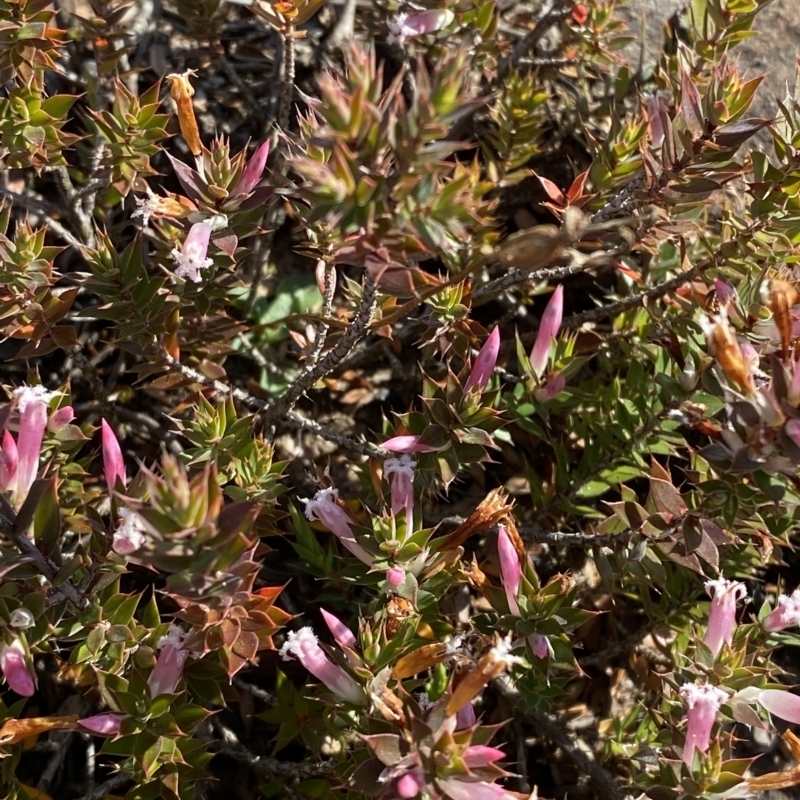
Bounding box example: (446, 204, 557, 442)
(2, 0, 800, 799)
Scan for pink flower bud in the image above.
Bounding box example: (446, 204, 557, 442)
(528, 633, 554, 660)
(714, 279, 736, 306)
(79, 713, 124, 736)
(762, 590, 800, 632)
(148, 625, 190, 697)
(497, 526, 521, 616)
(280, 627, 363, 703)
(171, 222, 213, 283)
(384, 454, 415, 520)
(0, 430, 18, 495)
(758, 689, 800, 725)
(303, 487, 373, 565)
(464, 327, 500, 394)
(530, 285, 563, 379)
(13, 385, 57, 503)
(463, 745, 506, 768)
(382, 435, 437, 454)
(704, 578, 747, 659)
(680, 682, 727, 766)
(386, 567, 406, 588)
(396, 771, 423, 798)
(643, 93, 667, 149)
(455, 700, 477, 730)
(48, 405, 74, 432)
(321, 608, 356, 649)
(0, 638, 36, 697)
(387, 9, 454, 46)
(101, 419, 126, 496)
(232, 140, 270, 196)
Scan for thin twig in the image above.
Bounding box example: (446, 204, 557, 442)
(499, 0, 574, 79)
(263, 273, 378, 425)
(588, 171, 647, 225)
(0, 185, 81, 248)
(48, 165, 96, 246)
(74, 772, 130, 800)
(284, 409, 389, 459)
(0, 494, 87, 608)
(494, 675, 628, 800)
(472, 260, 596, 304)
(277, 29, 296, 131)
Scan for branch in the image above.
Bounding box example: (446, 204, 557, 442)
(494, 675, 629, 800)
(74, 772, 130, 800)
(47, 165, 96, 246)
(588, 170, 647, 225)
(263, 272, 378, 425)
(0, 494, 87, 609)
(284, 409, 389, 459)
(0, 185, 81, 248)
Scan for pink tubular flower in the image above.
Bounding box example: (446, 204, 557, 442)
(789, 358, 800, 406)
(232, 140, 270, 196)
(101, 419, 126, 496)
(148, 625, 190, 697)
(112, 508, 147, 555)
(497, 526, 521, 616)
(528, 633, 554, 660)
(303, 487, 373, 565)
(79, 713, 124, 736)
(464, 327, 500, 394)
(387, 567, 406, 588)
(171, 222, 213, 283)
(321, 608, 356, 649)
(704, 578, 747, 658)
(762, 590, 800, 632)
(384, 454, 415, 520)
(530, 285, 564, 379)
(758, 689, 800, 725)
(680, 682, 727, 766)
(382, 435, 437, 454)
(387, 9, 454, 47)
(13, 385, 57, 502)
(0, 638, 36, 697)
(280, 627, 363, 703)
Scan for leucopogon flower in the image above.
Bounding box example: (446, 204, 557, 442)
(171, 222, 213, 283)
(680, 682, 727, 766)
(704, 578, 747, 658)
(762, 589, 800, 632)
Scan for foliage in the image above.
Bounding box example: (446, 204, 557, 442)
(1, 0, 800, 799)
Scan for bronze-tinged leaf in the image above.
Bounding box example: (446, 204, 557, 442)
(0, 715, 79, 745)
(437, 488, 516, 552)
(392, 643, 448, 680)
(747, 766, 800, 791)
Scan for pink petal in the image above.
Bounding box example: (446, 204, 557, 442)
(497, 527, 521, 615)
(48, 405, 74, 432)
(759, 689, 800, 725)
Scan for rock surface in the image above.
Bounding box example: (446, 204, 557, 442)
(618, 0, 798, 142)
